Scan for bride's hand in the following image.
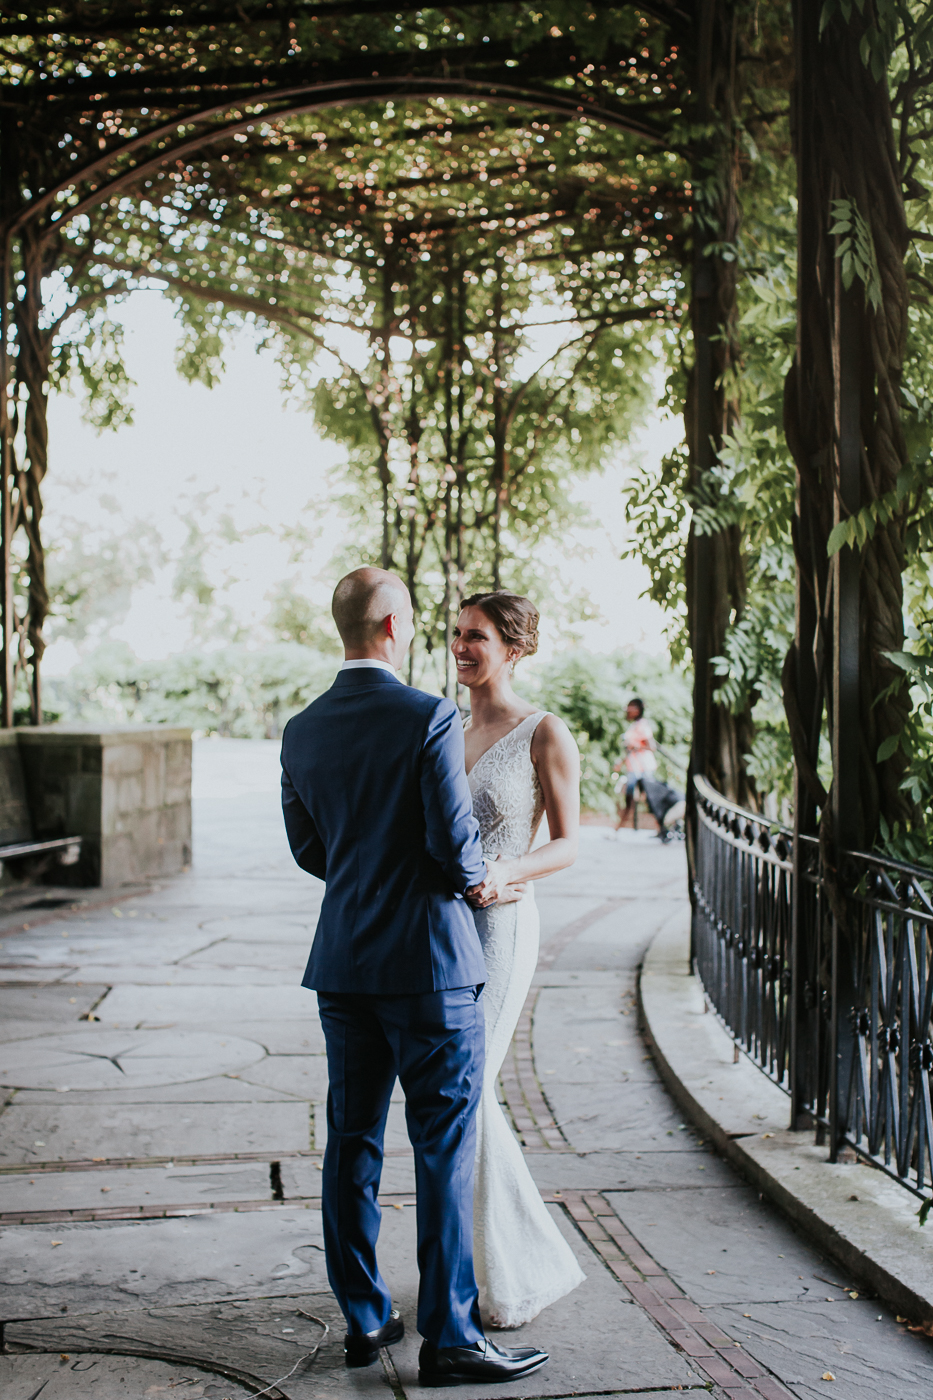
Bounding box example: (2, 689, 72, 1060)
(494, 881, 528, 906)
(466, 856, 521, 908)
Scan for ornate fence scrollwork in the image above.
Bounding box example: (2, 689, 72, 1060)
(693, 775, 933, 1199)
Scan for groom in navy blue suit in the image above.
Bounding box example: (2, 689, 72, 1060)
(281, 568, 547, 1386)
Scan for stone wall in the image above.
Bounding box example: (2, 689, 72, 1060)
(17, 726, 192, 887)
(0, 730, 32, 846)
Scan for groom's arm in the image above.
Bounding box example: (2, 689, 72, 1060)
(420, 699, 485, 895)
(281, 761, 327, 880)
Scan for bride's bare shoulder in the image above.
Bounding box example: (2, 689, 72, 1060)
(531, 713, 579, 765)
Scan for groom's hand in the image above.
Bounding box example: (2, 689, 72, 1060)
(466, 857, 523, 908)
(466, 857, 502, 908)
(464, 882, 485, 906)
(467, 883, 526, 907)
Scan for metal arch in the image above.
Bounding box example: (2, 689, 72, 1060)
(10, 75, 668, 246)
(0, 0, 694, 37)
(4, 15, 682, 239)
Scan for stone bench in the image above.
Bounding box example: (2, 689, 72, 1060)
(0, 731, 82, 883)
(13, 725, 192, 887)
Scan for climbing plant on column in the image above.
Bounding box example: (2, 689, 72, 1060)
(783, 0, 933, 854)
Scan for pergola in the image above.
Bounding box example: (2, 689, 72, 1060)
(0, 3, 921, 1163)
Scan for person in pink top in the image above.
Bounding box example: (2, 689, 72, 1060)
(613, 697, 656, 829)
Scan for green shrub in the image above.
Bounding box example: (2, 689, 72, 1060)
(46, 641, 336, 738)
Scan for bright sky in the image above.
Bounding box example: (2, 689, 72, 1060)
(43, 291, 682, 675)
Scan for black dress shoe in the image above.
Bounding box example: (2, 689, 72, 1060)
(418, 1337, 548, 1386)
(344, 1310, 404, 1367)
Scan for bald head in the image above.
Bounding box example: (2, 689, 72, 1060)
(332, 567, 413, 651)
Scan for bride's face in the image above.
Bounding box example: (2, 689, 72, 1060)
(452, 606, 514, 688)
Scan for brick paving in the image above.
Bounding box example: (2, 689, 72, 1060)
(560, 1191, 795, 1398)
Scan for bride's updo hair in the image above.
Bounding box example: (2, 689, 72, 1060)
(460, 590, 540, 661)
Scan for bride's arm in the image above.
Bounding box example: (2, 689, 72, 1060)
(469, 717, 579, 905)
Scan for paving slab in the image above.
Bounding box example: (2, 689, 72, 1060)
(0, 1100, 312, 1163)
(379, 1203, 699, 1396)
(0, 1018, 106, 1048)
(195, 913, 320, 940)
(0, 1160, 282, 1214)
(282, 1153, 416, 1201)
(0, 1029, 268, 1092)
(0, 983, 109, 1024)
(605, 1186, 833, 1306)
(525, 1147, 739, 1194)
(179, 941, 312, 971)
(531, 986, 654, 1087)
(532, 968, 630, 986)
(543, 1075, 689, 1151)
(147, 878, 317, 910)
(712, 1299, 933, 1399)
(9, 1074, 303, 1106)
(1, 929, 226, 969)
(0, 1351, 257, 1398)
(0, 963, 78, 983)
(7, 1292, 382, 1400)
(1, 1203, 329, 1317)
(536, 894, 605, 941)
(0, 882, 151, 927)
(98, 983, 320, 1026)
(236, 1054, 329, 1100)
(61, 965, 311, 987)
(553, 900, 687, 974)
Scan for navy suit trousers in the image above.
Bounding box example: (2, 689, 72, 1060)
(317, 986, 485, 1348)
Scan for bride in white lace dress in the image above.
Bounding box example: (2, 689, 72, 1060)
(453, 591, 586, 1329)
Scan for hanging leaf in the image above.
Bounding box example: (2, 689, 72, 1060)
(827, 520, 854, 556)
(877, 734, 900, 762)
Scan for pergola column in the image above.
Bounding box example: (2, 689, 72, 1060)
(0, 110, 16, 730)
(687, 0, 750, 915)
(785, 0, 911, 1145)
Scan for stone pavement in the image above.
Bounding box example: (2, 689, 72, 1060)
(1, 738, 932, 1399)
(640, 914, 933, 1328)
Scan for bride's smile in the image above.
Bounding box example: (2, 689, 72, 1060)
(452, 613, 507, 687)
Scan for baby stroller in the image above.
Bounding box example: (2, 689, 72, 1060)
(638, 774, 687, 843)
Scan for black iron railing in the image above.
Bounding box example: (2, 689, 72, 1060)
(693, 775, 933, 1199)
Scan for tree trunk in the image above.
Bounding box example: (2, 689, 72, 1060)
(687, 0, 757, 822)
(784, 0, 912, 855)
(13, 222, 53, 724)
(0, 219, 14, 726)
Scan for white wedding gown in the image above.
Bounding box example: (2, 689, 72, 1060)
(468, 711, 586, 1328)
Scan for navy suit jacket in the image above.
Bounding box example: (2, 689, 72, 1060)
(281, 667, 487, 994)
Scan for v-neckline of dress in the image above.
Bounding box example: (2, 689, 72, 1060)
(465, 711, 544, 778)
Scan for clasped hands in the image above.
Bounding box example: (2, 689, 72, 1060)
(466, 854, 527, 909)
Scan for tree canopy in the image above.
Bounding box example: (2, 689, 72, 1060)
(5, 1, 933, 854)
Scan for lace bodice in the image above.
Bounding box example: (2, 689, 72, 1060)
(467, 711, 548, 860)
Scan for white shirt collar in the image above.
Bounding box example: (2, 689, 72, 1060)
(340, 659, 398, 676)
